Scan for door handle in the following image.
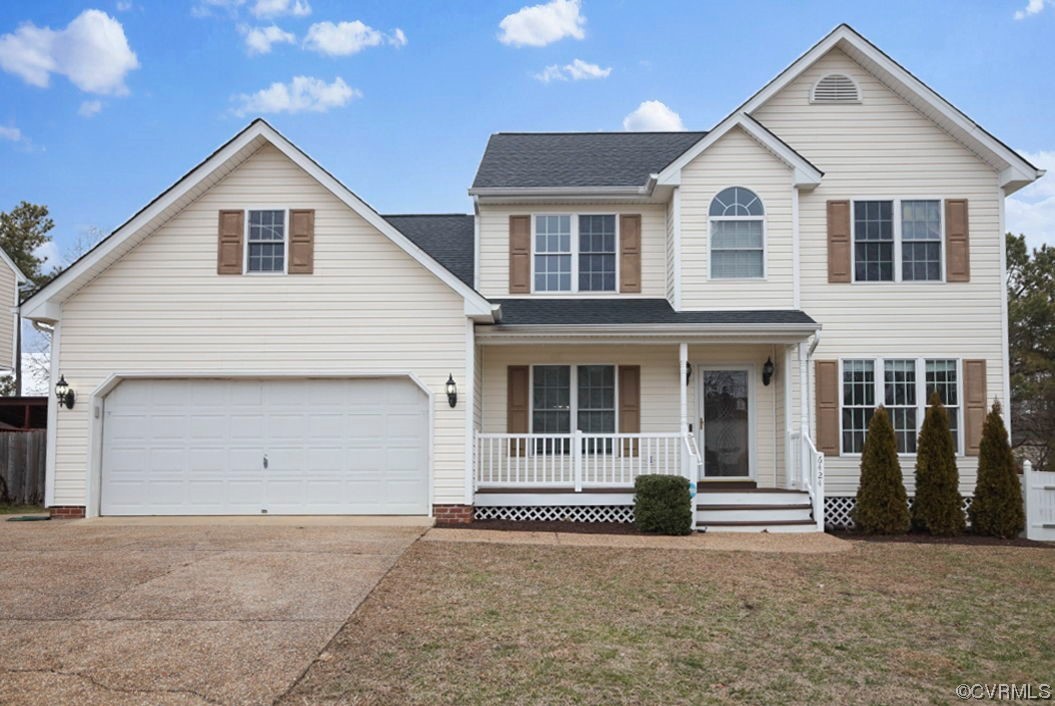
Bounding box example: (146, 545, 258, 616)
(263, 454, 269, 470)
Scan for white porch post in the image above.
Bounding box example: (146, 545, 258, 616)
(783, 344, 793, 489)
(679, 342, 688, 436)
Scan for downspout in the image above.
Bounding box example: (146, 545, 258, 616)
(798, 330, 822, 441)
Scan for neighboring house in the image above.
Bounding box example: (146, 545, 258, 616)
(20, 25, 1044, 530)
(0, 247, 27, 376)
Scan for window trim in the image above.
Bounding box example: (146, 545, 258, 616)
(530, 213, 620, 295)
(707, 186, 767, 281)
(850, 197, 946, 284)
(837, 357, 964, 457)
(528, 363, 619, 434)
(243, 207, 290, 276)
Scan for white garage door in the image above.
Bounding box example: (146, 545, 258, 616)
(101, 378, 429, 516)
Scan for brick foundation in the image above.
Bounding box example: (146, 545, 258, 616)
(433, 504, 473, 525)
(49, 506, 86, 519)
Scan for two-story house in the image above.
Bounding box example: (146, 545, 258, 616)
(21, 25, 1044, 530)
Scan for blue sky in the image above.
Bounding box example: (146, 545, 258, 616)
(0, 0, 1053, 268)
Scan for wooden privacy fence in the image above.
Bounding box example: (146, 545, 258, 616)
(0, 430, 46, 505)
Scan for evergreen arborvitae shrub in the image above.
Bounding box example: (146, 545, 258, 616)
(853, 407, 910, 534)
(968, 402, 1025, 538)
(634, 474, 693, 535)
(912, 393, 965, 535)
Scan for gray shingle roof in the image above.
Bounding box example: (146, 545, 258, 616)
(472, 132, 707, 189)
(492, 299, 817, 326)
(383, 214, 474, 287)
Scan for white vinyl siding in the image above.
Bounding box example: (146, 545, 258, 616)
(0, 260, 17, 370)
(679, 126, 793, 309)
(477, 203, 667, 298)
(754, 47, 1006, 497)
(52, 144, 470, 507)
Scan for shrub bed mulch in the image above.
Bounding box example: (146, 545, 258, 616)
(832, 530, 1052, 549)
(436, 519, 642, 534)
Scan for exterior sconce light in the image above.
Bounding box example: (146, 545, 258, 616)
(762, 357, 775, 387)
(56, 375, 76, 410)
(685, 362, 692, 386)
(446, 374, 458, 408)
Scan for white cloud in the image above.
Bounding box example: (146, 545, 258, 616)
(622, 100, 684, 131)
(1014, 0, 1048, 19)
(116, 1, 134, 11)
(251, 0, 310, 18)
(535, 57, 611, 82)
(303, 20, 404, 56)
(0, 10, 138, 95)
(191, 0, 244, 18)
(0, 125, 22, 142)
(499, 0, 585, 47)
(78, 99, 103, 117)
(1007, 149, 1055, 248)
(240, 24, 295, 55)
(232, 75, 360, 116)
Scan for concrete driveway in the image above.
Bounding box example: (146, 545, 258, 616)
(0, 516, 427, 705)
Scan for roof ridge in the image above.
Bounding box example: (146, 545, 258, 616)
(491, 131, 708, 136)
(383, 213, 472, 218)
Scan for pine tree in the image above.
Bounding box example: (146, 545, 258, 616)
(853, 407, 910, 533)
(911, 393, 965, 535)
(969, 402, 1025, 538)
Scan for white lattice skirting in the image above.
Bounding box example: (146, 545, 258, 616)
(474, 505, 635, 523)
(825, 496, 974, 530)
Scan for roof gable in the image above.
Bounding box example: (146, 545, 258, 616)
(22, 120, 494, 322)
(739, 24, 1043, 193)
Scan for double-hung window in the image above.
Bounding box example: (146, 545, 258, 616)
(533, 215, 617, 292)
(531, 364, 616, 451)
(841, 358, 961, 454)
(709, 187, 765, 279)
(247, 209, 287, 273)
(853, 199, 943, 282)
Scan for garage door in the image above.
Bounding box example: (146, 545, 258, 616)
(100, 378, 429, 515)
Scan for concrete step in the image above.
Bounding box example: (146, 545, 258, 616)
(696, 519, 820, 533)
(695, 490, 809, 505)
(697, 505, 813, 523)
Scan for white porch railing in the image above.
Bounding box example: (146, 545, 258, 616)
(1023, 460, 1055, 541)
(789, 431, 825, 531)
(475, 431, 685, 490)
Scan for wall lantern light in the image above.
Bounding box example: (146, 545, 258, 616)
(446, 374, 458, 408)
(685, 362, 693, 386)
(56, 374, 76, 410)
(762, 357, 775, 387)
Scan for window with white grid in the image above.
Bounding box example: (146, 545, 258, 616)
(534, 216, 572, 292)
(841, 360, 875, 454)
(884, 359, 917, 453)
(901, 200, 942, 282)
(853, 201, 894, 282)
(247, 210, 286, 273)
(578, 216, 616, 292)
(709, 187, 764, 279)
(925, 359, 959, 450)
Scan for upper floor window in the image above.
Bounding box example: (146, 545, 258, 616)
(811, 73, 860, 103)
(533, 214, 616, 292)
(247, 209, 286, 273)
(709, 187, 764, 279)
(853, 199, 943, 283)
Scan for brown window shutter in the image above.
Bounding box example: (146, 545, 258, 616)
(815, 360, 840, 456)
(509, 216, 531, 294)
(619, 214, 642, 293)
(964, 359, 987, 456)
(288, 209, 315, 274)
(618, 366, 641, 455)
(217, 210, 244, 275)
(945, 199, 970, 282)
(827, 200, 851, 283)
(507, 366, 529, 456)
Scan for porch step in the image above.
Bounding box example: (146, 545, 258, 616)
(697, 505, 813, 523)
(698, 480, 757, 490)
(697, 489, 809, 505)
(696, 519, 820, 533)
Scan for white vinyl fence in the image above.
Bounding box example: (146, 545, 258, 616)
(1024, 460, 1055, 542)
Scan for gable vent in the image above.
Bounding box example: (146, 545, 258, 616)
(811, 73, 860, 104)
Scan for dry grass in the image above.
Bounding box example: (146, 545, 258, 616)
(0, 504, 45, 515)
(282, 538, 1055, 705)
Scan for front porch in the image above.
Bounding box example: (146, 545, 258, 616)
(471, 336, 826, 531)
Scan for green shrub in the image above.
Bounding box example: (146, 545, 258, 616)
(912, 393, 965, 535)
(969, 402, 1025, 538)
(634, 474, 693, 535)
(853, 407, 910, 534)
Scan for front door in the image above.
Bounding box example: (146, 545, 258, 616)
(699, 369, 752, 478)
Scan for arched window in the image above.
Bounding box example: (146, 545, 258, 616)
(709, 187, 764, 279)
(811, 73, 860, 103)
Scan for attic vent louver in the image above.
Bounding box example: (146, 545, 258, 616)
(811, 73, 860, 103)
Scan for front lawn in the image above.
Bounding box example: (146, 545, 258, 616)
(0, 503, 45, 515)
(284, 537, 1054, 705)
